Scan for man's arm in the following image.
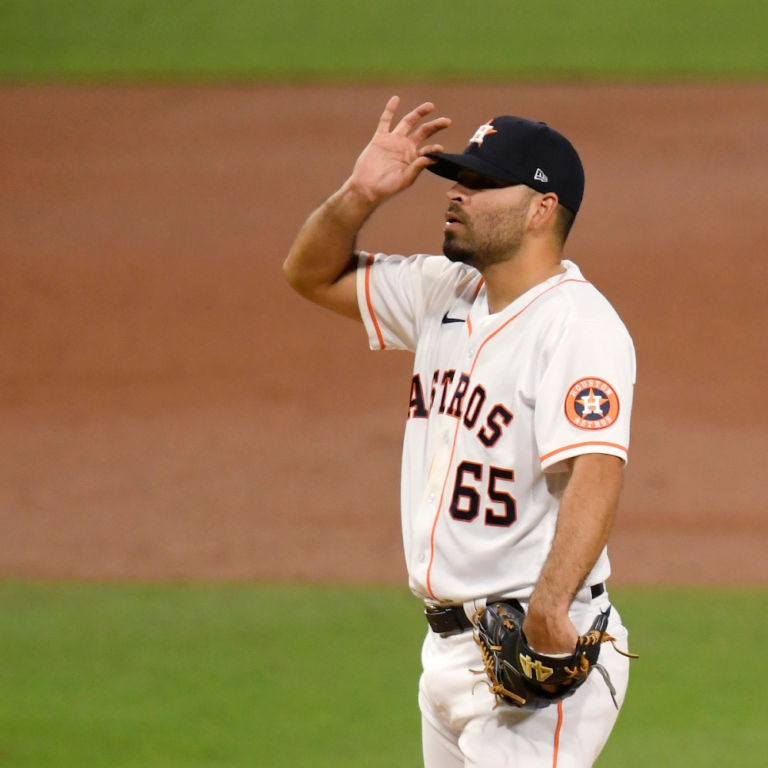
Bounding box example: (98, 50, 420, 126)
(282, 96, 450, 319)
(523, 453, 623, 654)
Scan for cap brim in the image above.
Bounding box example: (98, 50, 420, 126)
(424, 152, 526, 186)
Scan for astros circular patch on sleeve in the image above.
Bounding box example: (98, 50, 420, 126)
(564, 378, 620, 430)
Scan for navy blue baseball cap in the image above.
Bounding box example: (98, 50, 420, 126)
(426, 116, 585, 214)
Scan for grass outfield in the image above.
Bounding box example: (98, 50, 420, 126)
(1, 1, 767, 81)
(0, 582, 766, 767)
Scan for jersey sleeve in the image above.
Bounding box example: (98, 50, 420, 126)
(535, 319, 636, 472)
(356, 251, 456, 352)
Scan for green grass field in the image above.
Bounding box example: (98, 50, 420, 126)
(1, 0, 768, 81)
(1, 582, 766, 767)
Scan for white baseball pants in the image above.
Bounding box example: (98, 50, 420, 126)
(418, 592, 630, 768)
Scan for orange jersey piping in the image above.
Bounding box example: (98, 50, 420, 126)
(540, 441, 628, 464)
(364, 254, 386, 350)
(552, 701, 564, 767)
(425, 277, 590, 598)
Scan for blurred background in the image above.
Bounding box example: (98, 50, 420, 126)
(0, 2, 766, 766)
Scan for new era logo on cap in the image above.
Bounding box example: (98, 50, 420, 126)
(534, 168, 548, 183)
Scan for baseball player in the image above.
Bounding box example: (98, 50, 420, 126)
(284, 97, 636, 767)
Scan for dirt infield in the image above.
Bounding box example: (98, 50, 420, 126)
(1, 84, 766, 585)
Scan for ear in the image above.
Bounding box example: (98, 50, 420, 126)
(528, 193, 560, 234)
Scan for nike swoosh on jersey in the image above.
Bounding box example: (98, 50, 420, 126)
(441, 312, 467, 324)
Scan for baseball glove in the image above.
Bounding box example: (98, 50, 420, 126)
(472, 601, 636, 710)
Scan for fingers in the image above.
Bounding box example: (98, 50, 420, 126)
(417, 144, 445, 158)
(410, 116, 451, 145)
(378, 99, 451, 147)
(377, 95, 400, 132)
(410, 144, 445, 175)
(411, 148, 444, 172)
(393, 101, 436, 135)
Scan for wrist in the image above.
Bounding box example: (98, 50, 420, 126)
(340, 177, 385, 210)
(527, 594, 571, 622)
(317, 181, 380, 233)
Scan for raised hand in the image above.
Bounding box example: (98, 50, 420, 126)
(346, 96, 451, 206)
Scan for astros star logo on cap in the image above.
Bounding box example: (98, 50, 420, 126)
(468, 121, 497, 147)
(564, 378, 620, 430)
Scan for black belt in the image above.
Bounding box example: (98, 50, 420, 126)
(424, 583, 606, 636)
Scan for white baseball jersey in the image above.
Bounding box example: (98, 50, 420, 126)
(356, 253, 636, 605)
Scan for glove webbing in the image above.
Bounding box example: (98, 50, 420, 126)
(471, 626, 527, 707)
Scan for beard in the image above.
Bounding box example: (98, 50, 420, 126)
(442, 193, 531, 270)
(443, 231, 480, 266)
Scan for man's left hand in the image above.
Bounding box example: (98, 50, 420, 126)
(521, 609, 580, 692)
(522, 609, 579, 655)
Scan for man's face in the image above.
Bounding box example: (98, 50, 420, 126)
(442, 168, 535, 270)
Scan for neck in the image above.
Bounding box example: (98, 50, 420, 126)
(481, 242, 565, 314)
